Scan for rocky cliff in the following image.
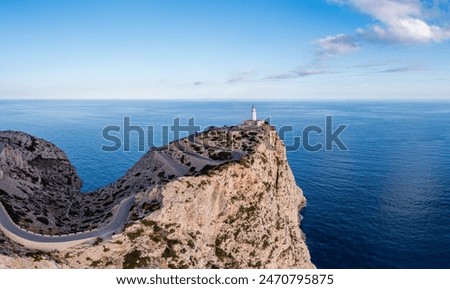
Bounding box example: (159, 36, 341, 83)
(0, 123, 314, 268)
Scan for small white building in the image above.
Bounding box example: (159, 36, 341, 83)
(243, 105, 264, 126)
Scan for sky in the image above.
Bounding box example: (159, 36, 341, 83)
(0, 0, 449, 100)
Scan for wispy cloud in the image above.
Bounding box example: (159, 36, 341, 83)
(265, 68, 327, 80)
(225, 71, 255, 84)
(222, 68, 327, 83)
(193, 81, 204, 86)
(378, 64, 425, 73)
(322, 0, 450, 52)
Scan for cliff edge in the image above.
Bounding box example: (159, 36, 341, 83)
(0, 123, 314, 268)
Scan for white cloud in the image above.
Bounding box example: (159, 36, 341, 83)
(330, 0, 450, 44)
(316, 34, 359, 56)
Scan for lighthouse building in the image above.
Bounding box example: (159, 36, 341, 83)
(243, 105, 264, 126)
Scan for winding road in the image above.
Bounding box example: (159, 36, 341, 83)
(0, 196, 135, 251)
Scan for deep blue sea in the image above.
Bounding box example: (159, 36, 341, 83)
(1, 100, 449, 268)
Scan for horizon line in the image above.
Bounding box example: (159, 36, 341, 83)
(0, 97, 450, 102)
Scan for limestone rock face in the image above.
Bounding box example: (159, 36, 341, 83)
(0, 124, 314, 268)
(0, 254, 60, 269)
(0, 131, 83, 234)
(127, 130, 314, 268)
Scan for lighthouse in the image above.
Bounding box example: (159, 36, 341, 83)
(251, 105, 257, 121)
(243, 105, 264, 127)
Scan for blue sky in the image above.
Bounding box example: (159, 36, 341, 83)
(0, 0, 449, 100)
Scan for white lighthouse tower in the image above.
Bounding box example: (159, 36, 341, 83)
(251, 105, 257, 121)
(243, 105, 263, 126)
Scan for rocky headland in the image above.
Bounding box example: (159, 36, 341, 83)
(0, 123, 314, 268)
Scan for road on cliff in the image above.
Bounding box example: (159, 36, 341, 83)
(0, 195, 135, 245)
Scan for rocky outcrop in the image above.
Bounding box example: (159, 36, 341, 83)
(0, 131, 83, 234)
(0, 124, 314, 268)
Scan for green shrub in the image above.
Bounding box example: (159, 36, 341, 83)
(123, 250, 150, 269)
(127, 228, 144, 241)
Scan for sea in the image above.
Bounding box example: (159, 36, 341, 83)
(1, 100, 449, 269)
